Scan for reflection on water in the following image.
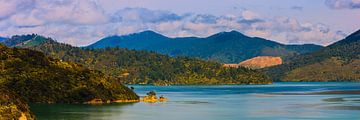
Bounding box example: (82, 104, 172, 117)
(323, 98, 346, 102)
(323, 106, 360, 110)
(30, 82, 360, 120)
(30, 103, 136, 120)
(172, 101, 211, 104)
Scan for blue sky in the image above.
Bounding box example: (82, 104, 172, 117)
(0, 0, 359, 46)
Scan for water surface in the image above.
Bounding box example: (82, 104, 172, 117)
(31, 82, 360, 120)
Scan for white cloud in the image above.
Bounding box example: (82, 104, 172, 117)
(241, 10, 260, 20)
(0, 0, 348, 46)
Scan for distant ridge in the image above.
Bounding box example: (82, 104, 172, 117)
(87, 30, 323, 63)
(3, 34, 272, 85)
(265, 29, 360, 82)
(0, 36, 7, 41)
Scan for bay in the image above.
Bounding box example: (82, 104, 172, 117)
(30, 82, 360, 120)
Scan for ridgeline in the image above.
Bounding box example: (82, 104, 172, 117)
(2, 34, 272, 85)
(265, 29, 360, 82)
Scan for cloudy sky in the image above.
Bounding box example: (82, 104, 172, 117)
(0, 0, 359, 46)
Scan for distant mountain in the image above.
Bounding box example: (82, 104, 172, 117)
(3, 34, 272, 85)
(265, 29, 360, 82)
(1, 34, 47, 48)
(87, 30, 323, 63)
(0, 37, 7, 42)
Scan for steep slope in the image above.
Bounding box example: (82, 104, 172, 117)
(265, 29, 360, 81)
(4, 35, 272, 85)
(87, 30, 323, 63)
(0, 43, 139, 103)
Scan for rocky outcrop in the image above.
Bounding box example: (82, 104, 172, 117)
(142, 91, 167, 103)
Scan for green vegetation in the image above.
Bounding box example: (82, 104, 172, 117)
(0, 43, 139, 103)
(265, 29, 360, 81)
(87, 30, 323, 63)
(0, 89, 35, 120)
(3, 35, 272, 85)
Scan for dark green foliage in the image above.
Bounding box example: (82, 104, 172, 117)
(87, 30, 323, 63)
(0, 89, 35, 120)
(4, 35, 272, 85)
(265, 29, 360, 81)
(147, 91, 156, 96)
(0, 44, 139, 103)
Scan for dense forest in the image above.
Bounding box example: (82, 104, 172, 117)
(0, 89, 35, 120)
(265, 29, 360, 81)
(0, 43, 139, 103)
(87, 30, 323, 63)
(2, 35, 272, 85)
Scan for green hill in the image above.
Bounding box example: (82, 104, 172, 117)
(0, 44, 139, 103)
(87, 30, 323, 63)
(265, 29, 360, 81)
(3, 35, 272, 85)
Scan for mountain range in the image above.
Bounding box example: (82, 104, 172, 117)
(87, 30, 323, 63)
(2, 29, 359, 83)
(265, 29, 360, 82)
(1, 35, 272, 85)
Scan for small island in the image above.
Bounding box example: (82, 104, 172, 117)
(142, 91, 168, 103)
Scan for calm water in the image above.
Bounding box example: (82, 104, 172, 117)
(30, 82, 360, 120)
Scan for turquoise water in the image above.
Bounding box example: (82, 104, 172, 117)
(31, 82, 360, 120)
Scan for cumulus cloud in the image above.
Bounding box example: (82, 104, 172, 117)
(0, 0, 347, 46)
(325, 0, 360, 9)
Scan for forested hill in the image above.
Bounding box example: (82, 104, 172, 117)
(87, 30, 323, 63)
(2, 35, 272, 85)
(265, 29, 360, 82)
(0, 43, 139, 103)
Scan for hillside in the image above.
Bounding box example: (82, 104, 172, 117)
(0, 89, 35, 120)
(239, 56, 282, 69)
(3, 35, 272, 85)
(223, 56, 282, 69)
(265, 29, 360, 81)
(87, 30, 323, 63)
(0, 43, 139, 103)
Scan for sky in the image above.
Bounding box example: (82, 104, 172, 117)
(0, 0, 359, 46)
